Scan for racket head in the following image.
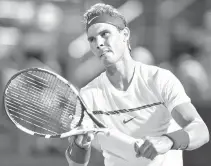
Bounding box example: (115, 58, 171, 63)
(3, 67, 86, 138)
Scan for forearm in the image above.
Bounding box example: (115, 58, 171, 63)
(65, 141, 91, 166)
(184, 118, 209, 150)
(170, 103, 210, 151)
(65, 149, 89, 166)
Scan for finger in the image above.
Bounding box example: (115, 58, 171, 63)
(81, 134, 93, 149)
(149, 151, 157, 160)
(136, 140, 151, 158)
(134, 138, 144, 152)
(82, 132, 94, 144)
(142, 145, 152, 159)
(134, 140, 144, 155)
(134, 141, 140, 154)
(142, 144, 157, 160)
(86, 132, 95, 142)
(135, 140, 147, 157)
(142, 138, 158, 160)
(75, 134, 84, 146)
(68, 135, 76, 143)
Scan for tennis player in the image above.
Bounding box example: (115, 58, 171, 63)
(65, 3, 209, 166)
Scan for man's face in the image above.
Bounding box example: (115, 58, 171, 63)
(87, 23, 128, 67)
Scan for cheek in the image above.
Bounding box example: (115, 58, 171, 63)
(115, 40, 124, 54)
(109, 37, 123, 52)
(90, 44, 97, 55)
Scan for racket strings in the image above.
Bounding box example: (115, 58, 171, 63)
(5, 70, 83, 135)
(6, 87, 70, 133)
(8, 75, 62, 122)
(11, 114, 58, 135)
(32, 71, 81, 130)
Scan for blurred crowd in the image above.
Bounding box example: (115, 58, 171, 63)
(0, 0, 211, 166)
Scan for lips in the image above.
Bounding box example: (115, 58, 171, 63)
(100, 50, 110, 58)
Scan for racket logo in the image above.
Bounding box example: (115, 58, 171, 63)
(123, 116, 136, 124)
(87, 16, 99, 25)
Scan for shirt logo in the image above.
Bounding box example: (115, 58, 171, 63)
(123, 116, 136, 124)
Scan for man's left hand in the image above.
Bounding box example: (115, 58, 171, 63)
(134, 136, 173, 160)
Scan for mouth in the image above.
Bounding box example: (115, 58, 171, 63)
(100, 50, 110, 58)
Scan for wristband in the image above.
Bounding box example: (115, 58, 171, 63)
(163, 129, 190, 150)
(66, 139, 91, 164)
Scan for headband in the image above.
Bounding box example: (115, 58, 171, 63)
(86, 14, 126, 31)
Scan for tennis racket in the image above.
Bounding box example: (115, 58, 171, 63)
(3, 67, 108, 139)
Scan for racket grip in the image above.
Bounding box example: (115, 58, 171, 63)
(97, 129, 144, 159)
(94, 128, 110, 136)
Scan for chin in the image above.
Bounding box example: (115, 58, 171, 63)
(103, 60, 117, 68)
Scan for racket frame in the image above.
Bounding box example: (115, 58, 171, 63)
(3, 67, 106, 139)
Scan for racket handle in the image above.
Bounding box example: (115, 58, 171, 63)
(60, 128, 110, 138)
(97, 129, 144, 159)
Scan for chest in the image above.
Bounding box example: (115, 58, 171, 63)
(92, 86, 170, 137)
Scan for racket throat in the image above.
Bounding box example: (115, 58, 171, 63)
(60, 128, 109, 138)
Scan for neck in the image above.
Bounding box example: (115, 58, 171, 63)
(106, 53, 136, 91)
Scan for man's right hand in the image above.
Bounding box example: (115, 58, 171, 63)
(69, 132, 95, 149)
(66, 130, 95, 165)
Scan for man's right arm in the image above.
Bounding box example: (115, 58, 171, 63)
(65, 142, 91, 166)
(65, 134, 94, 166)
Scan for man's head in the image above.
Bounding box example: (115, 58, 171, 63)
(83, 3, 131, 66)
(84, 3, 127, 31)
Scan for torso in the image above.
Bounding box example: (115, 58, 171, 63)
(80, 62, 190, 166)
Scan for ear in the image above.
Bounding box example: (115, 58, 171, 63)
(122, 27, 130, 42)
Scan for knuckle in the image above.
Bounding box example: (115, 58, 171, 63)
(68, 136, 75, 143)
(87, 133, 94, 141)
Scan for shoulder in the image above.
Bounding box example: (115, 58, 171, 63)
(79, 73, 105, 110)
(79, 72, 105, 97)
(137, 62, 173, 81)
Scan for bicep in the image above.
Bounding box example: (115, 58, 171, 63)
(171, 102, 203, 128)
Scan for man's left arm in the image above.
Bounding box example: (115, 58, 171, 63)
(170, 102, 209, 150)
(134, 102, 209, 160)
(135, 69, 209, 159)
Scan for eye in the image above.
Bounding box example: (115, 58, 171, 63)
(101, 31, 109, 37)
(88, 37, 95, 43)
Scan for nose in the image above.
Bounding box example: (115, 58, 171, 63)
(96, 37, 104, 49)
